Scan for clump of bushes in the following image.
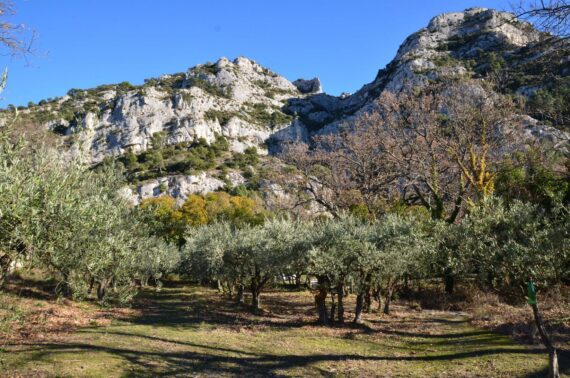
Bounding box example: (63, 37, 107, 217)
(96, 134, 232, 184)
(224, 146, 259, 170)
(204, 109, 238, 125)
(245, 103, 293, 128)
(187, 77, 231, 98)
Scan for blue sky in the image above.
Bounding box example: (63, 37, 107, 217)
(1, 0, 512, 107)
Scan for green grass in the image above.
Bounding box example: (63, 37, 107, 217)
(0, 285, 561, 377)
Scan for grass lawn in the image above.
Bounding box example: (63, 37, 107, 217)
(0, 284, 565, 377)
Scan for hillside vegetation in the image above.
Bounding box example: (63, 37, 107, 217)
(1, 4, 569, 378)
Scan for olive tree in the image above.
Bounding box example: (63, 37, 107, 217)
(183, 222, 239, 298)
(0, 137, 30, 287)
(458, 197, 566, 299)
(184, 218, 307, 310)
(458, 197, 567, 378)
(307, 215, 387, 324)
(369, 214, 435, 314)
(0, 137, 179, 302)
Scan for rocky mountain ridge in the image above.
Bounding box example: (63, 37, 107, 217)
(1, 7, 568, 204)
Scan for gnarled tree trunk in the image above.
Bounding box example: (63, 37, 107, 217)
(0, 254, 12, 289)
(364, 287, 372, 313)
(250, 268, 270, 311)
(97, 279, 110, 301)
(329, 292, 336, 323)
(444, 268, 455, 295)
(251, 288, 261, 310)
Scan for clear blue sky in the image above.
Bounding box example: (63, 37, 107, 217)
(2, 0, 512, 107)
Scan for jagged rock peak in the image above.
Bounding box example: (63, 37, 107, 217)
(293, 78, 323, 94)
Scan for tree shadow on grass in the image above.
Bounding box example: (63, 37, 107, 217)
(10, 340, 548, 377)
(128, 285, 313, 330)
(5, 283, 559, 376)
(3, 275, 58, 300)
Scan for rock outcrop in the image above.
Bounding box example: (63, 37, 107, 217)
(293, 78, 323, 94)
(2, 8, 568, 202)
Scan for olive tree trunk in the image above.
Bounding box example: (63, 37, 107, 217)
(250, 269, 270, 311)
(329, 292, 336, 323)
(354, 292, 365, 324)
(315, 276, 329, 325)
(236, 283, 245, 304)
(0, 254, 12, 289)
(97, 279, 110, 301)
(444, 268, 455, 295)
(384, 286, 394, 315)
(336, 284, 345, 323)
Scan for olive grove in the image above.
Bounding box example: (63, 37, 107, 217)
(0, 135, 179, 303)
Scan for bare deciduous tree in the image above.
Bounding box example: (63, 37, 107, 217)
(0, 1, 35, 57)
(281, 114, 401, 218)
(513, 0, 570, 38)
(284, 80, 518, 222)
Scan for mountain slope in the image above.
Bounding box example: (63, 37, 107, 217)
(286, 7, 569, 138)
(1, 57, 320, 163)
(1, 7, 568, 203)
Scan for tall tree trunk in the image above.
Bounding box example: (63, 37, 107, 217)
(531, 303, 560, 378)
(337, 284, 345, 323)
(295, 273, 302, 288)
(354, 292, 365, 324)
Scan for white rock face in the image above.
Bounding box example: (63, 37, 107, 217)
(37, 57, 313, 164)
(3, 8, 566, 206)
(125, 169, 253, 205)
(290, 7, 553, 139)
(388, 8, 541, 91)
(131, 172, 226, 204)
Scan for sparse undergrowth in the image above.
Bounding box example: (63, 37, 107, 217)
(1, 282, 567, 377)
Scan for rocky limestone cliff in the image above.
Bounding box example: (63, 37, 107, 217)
(288, 8, 566, 138)
(2, 8, 568, 203)
(2, 57, 315, 164)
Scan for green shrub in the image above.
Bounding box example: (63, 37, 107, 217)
(204, 109, 237, 125)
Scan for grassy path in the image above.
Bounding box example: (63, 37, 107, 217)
(0, 284, 562, 377)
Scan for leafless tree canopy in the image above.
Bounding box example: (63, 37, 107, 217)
(0, 1, 35, 57)
(283, 81, 519, 222)
(513, 0, 570, 38)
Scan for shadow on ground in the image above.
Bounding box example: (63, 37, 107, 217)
(6, 283, 567, 377)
